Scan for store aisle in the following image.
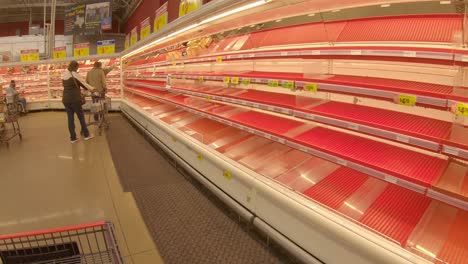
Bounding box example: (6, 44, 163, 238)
(106, 115, 297, 264)
(0, 112, 163, 264)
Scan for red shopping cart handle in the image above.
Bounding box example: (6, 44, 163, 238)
(0, 220, 107, 240)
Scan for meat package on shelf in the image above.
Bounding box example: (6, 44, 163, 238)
(0, 65, 48, 102)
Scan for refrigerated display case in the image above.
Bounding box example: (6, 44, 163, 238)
(0, 55, 122, 111)
(118, 0, 468, 263)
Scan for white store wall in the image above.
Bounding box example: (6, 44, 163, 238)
(0, 35, 73, 62)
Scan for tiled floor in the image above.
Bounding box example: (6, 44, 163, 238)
(0, 112, 163, 264)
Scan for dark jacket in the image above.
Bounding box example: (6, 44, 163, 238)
(61, 71, 94, 104)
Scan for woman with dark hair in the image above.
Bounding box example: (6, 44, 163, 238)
(62, 60, 95, 143)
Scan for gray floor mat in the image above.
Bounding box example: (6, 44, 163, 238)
(106, 115, 297, 264)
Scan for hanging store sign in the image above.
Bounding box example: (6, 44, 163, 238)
(53, 46, 67, 59)
(154, 2, 168, 32)
(131, 27, 138, 46)
(20, 49, 39, 62)
(140, 17, 151, 40)
(73, 42, 90, 57)
(65, 1, 112, 35)
(179, 0, 202, 18)
(97, 40, 115, 55)
(125, 34, 130, 50)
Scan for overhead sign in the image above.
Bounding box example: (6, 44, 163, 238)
(140, 17, 151, 40)
(53, 46, 67, 59)
(179, 0, 202, 18)
(154, 2, 168, 32)
(20, 49, 39, 62)
(130, 27, 138, 46)
(97, 40, 115, 55)
(65, 1, 112, 35)
(73, 42, 90, 57)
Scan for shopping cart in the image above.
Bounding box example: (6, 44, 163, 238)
(87, 96, 111, 136)
(0, 221, 124, 264)
(0, 95, 22, 147)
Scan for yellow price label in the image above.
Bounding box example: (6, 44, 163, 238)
(199, 76, 204, 82)
(456, 102, 468, 116)
(197, 154, 203, 161)
(242, 78, 251, 85)
(268, 80, 279, 87)
(140, 26, 151, 40)
(154, 13, 168, 31)
(223, 170, 232, 180)
(205, 95, 211, 100)
(53, 50, 66, 59)
(216, 56, 223, 62)
(398, 94, 416, 106)
(20, 54, 39, 62)
(172, 61, 177, 66)
(223, 77, 230, 83)
(172, 136, 177, 142)
(305, 83, 318, 92)
(282, 80, 295, 89)
(74, 47, 89, 57)
(179, 0, 201, 17)
(231, 77, 239, 84)
(97, 45, 115, 55)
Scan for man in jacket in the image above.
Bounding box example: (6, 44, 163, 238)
(86, 61, 114, 121)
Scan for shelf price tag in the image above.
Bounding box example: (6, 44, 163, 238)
(216, 56, 223, 62)
(267, 80, 279, 87)
(398, 94, 416, 106)
(20, 49, 39, 62)
(223, 170, 232, 180)
(456, 102, 468, 116)
(198, 76, 204, 82)
(223, 77, 230, 83)
(231, 77, 239, 84)
(305, 83, 318, 92)
(73, 42, 90, 57)
(197, 153, 203, 161)
(53, 46, 66, 59)
(97, 40, 115, 55)
(242, 78, 251, 85)
(282, 80, 295, 89)
(205, 95, 211, 100)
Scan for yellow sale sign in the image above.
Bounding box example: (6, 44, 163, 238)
(154, 2, 168, 32)
(73, 43, 90, 57)
(140, 17, 151, 40)
(53, 46, 67, 59)
(20, 49, 39, 62)
(179, 0, 201, 17)
(97, 40, 115, 55)
(130, 27, 138, 45)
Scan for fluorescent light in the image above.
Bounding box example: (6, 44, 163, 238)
(201, 0, 269, 24)
(440, 0, 451, 4)
(380, 4, 391, 7)
(123, 0, 270, 59)
(415, 245, 436, 258)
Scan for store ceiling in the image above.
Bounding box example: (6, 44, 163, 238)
(0, 0, 141, 26)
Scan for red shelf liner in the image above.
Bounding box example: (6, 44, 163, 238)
(126, 87, 449, 187)
(183, 118, 228, 136)
(229, 111, 304, 135)
(437, 210, 468, 264)
(443, 125, 468, 151)
(292, 127, 448, 186)
(307, 101, 453, 142)
(303, 167, 369, 209)
(360, 185, 431, 246)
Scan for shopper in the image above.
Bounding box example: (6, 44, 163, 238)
(6, 80, 27, 113)
(86, 61, 114, 121)
(62, 60, 95, 143)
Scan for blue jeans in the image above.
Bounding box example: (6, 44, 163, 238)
(64, 102, 89, 140)
(18, 97, 26, 112)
